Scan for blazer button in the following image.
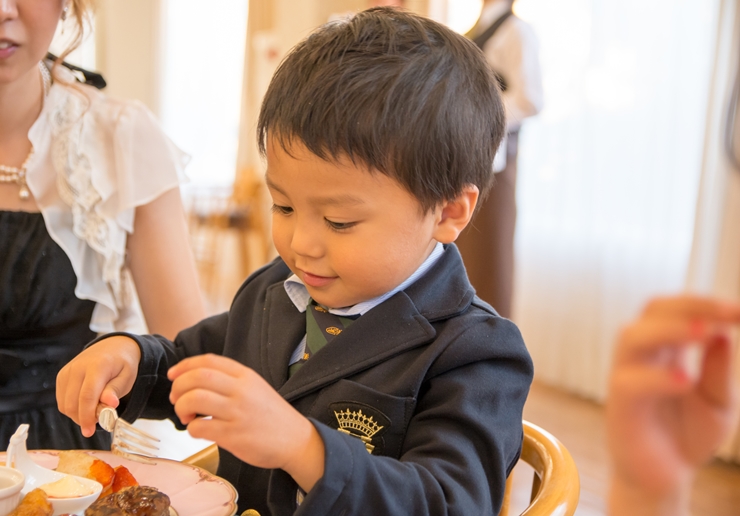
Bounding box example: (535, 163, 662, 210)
(241, 510, 260, 516)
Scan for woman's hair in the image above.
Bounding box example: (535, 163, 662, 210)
(56, 0, 96, 64)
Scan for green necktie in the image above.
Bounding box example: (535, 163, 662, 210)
(289, 300, 359, 377)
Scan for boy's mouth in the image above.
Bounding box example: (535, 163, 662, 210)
(300, 270, 336, 288)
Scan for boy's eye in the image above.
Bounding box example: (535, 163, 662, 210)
(271, 204, 293, 215)
(325, 219, 357, 231)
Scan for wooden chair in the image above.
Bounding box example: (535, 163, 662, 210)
(183, 442, 219, 474)
(498, 420, 580, 516)
(185, 170, 272, 305)
(182, 421, 580, 516)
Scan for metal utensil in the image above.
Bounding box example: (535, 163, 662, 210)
(96, 405, 160, 464)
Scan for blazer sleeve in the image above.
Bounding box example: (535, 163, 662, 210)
(273, 316, 534, 515)
(86, 311, 230, 427)
(88, 258, 287, 426)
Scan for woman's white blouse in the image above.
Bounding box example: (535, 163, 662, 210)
(25, 65, 188, 334)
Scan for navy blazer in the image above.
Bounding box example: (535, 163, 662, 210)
(116, 245, 533, 515)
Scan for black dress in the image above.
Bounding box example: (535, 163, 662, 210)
(0, 211, 111, 451)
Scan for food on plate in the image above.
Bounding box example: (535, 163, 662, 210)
(39, 474, 97, 498)
(7, 488, 53, 516)
(55, 451, 116, 494)
(110, 466, 138, 494)
(84, 486, 170, 516)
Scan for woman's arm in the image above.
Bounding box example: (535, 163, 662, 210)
(127, 187, 206, 339)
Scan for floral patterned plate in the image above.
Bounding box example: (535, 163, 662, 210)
(0, 450, 238, 516)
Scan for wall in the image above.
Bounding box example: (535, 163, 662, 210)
(94, 0, 163, 114)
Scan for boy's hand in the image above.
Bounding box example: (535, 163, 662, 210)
(168, 355, 325, 492)
(57, 336, 142, 437)
(607, 295, 740, 516)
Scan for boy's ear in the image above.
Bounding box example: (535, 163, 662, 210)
(432, 185, 479, 244)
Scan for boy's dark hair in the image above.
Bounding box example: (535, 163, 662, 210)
(257, 7, 506, 211)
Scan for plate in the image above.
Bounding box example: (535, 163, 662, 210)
(0, 450, 237, 516)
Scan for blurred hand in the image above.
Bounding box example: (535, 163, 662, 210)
(57, 336, 141, 437)
(607, 295, 740, 515)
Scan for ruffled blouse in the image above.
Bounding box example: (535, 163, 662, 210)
(25, 65, 189, 334)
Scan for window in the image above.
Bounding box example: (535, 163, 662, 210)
(159, 0, 249, 188)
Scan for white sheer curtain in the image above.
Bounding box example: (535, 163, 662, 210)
(685, 0, 740, 463)
(511, 0, 721, 400)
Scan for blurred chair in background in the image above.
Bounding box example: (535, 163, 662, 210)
(186, 169, 272, 312)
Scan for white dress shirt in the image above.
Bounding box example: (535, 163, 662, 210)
(284, 242, 444, 365)
(475, 0, 544, 131)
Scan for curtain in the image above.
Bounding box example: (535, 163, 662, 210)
(511, 0, 721, 401)
(685, 0, 740, 463)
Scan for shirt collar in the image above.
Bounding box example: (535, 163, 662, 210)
(284, 242, 445, 317)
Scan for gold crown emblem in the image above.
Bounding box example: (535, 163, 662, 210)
(334, 409, 384, 454)
(325, 327, 342, 335)
(334, 409, 383, 438)
(314, 306, 328, 313)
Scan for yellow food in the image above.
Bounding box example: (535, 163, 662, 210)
(55, 451, 115, 493)
(39, 475, 96, 498)
(7, 488, 53, 516)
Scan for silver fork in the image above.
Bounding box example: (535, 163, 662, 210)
(96, 404, 160, 464)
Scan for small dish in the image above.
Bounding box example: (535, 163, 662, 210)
(6, 425, 102, 516)
(0, 466, 25, 516)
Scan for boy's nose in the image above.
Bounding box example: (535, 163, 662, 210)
(289, 224, 323, 258)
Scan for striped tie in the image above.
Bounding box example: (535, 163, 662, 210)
(289, 299, 359, 377)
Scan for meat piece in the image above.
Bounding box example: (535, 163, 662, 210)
(84, 486, 170, 516)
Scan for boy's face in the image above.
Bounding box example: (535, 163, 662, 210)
(266, 139, 441, 309)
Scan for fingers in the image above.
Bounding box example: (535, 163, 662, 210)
(168, 354, 245, 381)
(617, 319, 698, 358)
(617, 304, 735, 366)
(697, 334, 736, 409)
(184, 415, 222, 442)
(642, 295, 740, 322)
(610, 361, 695, 400)
(169, 367, 239, 402)
(168, 356, 257, 426)
(56, 337, 140, 437)
(173, 387, 232, 426)
(612, 295, 739, 412)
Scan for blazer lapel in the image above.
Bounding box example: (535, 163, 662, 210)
(277, 292, 435, 401)
(263, 244, 475, 402)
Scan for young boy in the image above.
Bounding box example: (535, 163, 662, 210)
(57, 8, 533, 515)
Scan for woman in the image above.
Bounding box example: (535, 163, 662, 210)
(0, 0, 205, 450)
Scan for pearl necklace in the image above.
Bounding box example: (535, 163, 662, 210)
(0, 62, 51, 200)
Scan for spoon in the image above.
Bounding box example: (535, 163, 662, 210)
(6, 425, 102, 516)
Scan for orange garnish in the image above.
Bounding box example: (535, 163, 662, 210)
(111, 465, 139, 493)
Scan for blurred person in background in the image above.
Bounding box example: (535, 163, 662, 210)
(0, 0, 204, 451)
(456, 0, 542, 319)
(607, 295, 739, 516)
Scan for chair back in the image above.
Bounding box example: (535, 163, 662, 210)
(498, 420, 580, 516)
(183, 443, 219, 475)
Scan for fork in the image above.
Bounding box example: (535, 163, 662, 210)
(96, 404, 160, 464)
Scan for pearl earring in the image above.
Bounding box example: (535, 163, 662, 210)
(61, 5, 68, 35)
